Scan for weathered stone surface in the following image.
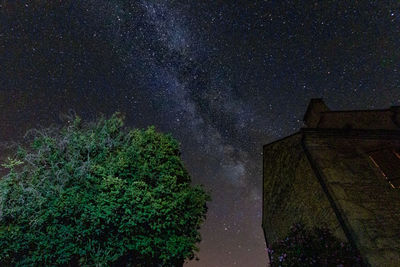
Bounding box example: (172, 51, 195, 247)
(262, 134, 346, 246)
(303, 135, 400, 266)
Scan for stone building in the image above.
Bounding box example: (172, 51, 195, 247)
(262, 99, 400, 266)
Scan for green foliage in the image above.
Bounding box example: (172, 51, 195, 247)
(269, 223, 362, 267)
(0, 113, 210, 266)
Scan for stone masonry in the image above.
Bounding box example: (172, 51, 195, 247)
(263, 99, 400, 266)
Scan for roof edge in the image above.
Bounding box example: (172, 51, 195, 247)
(262, 132, 301, 149)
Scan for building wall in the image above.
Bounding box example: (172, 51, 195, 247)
(262, 133, 346, 246)
(303, 132, 400, 266)
(317, 110, 399, 130)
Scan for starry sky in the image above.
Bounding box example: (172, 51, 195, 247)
(1, 1, 400, 266)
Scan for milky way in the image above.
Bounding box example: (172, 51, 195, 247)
(1, 1, 400, 266)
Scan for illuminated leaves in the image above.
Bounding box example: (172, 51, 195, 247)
(0, 113, 210, 266)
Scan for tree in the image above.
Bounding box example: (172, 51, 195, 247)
(268, 223, 362, 266)
(0, 113, 210, 266)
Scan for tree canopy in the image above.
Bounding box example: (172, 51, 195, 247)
(0, 113, 210, 266)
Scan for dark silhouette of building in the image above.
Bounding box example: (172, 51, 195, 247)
(262, 99, 400, 266)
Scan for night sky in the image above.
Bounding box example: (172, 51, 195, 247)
(1, 1, 400, 266)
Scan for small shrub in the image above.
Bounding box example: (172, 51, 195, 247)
(269, 223, 362, 266)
